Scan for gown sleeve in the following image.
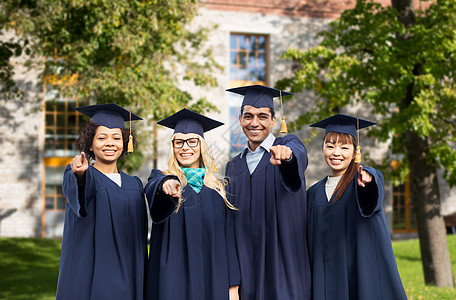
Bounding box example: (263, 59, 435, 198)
(145, 169, 179, 223)
(355, 167, 384, 217)
(224, 163, 241, 286)
(226, 207, 241, 286)
(278, 135, 308, 192)
(62, 164, 96, 218)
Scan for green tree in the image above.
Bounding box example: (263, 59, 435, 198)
(0, 37, 28, 99)
(0, 0, 220, 170)
(278, 0, 455, 287)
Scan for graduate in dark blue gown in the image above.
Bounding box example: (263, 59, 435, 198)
(307, 114, 407, 300)
(144, 108, 240, 300)
(225, 85, 311, 300)
(56, 104, 147, 300)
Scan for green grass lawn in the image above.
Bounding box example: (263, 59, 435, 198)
(393, 235, 456, 300)
(0, 235, 455, 299)
(0, 238, 61, 300)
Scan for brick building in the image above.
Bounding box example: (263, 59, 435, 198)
(1, 0, 454, 238)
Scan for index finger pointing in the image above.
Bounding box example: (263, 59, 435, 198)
(269, 146, 276, 155)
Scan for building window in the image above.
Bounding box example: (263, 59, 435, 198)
(392, 177, 417, 232)
(230, 34, 268, 84)
(42, 58, 87, 238)
(390, 124, 417, 233)
(43, 165, 66, 238)
(228, 105, 246, 158)
(44, 59, 85, 158)
(229, 33, 268, 157)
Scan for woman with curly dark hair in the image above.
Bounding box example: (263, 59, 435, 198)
(77, 120, 136, 162)
(56, 103, 148, 300)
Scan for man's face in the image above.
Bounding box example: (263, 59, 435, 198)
(239, 105, 276, 151)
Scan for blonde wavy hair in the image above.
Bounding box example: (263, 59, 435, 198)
(163, 134, 237, 211)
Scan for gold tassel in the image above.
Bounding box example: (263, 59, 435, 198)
(127, 111, 133, 153)
(354, 118, 361, 163)
(280, 116, 287, 133)
(127, 135, 134, 153)
(279, 90, 288, 133)
(354, 145, 361, 163)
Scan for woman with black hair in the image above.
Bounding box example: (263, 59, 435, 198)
(307, 114, 407, 300)
(56, 104, 148, 300)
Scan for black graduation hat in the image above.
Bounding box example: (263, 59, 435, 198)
(309, 114, 376, 138)
(225, 85, 292, 109)
(74, 103, 142, 129)
(157, 108, 223, 138)
(310, 114, 377, 163)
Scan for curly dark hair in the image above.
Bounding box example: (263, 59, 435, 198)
(77, 120, 137, 161)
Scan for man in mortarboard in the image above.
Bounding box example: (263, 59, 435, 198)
(225, 85, 311, 299)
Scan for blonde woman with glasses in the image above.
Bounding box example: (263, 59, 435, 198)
(144, 109, 240, 300)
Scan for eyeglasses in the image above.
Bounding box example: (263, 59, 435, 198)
(172, 138, 200, 148)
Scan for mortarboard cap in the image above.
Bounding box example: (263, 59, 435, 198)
(226, 85, 292, 109)
(74, 103, 142, 129)
(157, 108, 223, 138)
(310, 114, 376, 163)
(309, 114, 376, 138)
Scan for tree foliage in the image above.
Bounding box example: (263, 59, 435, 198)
(0, 37, 28, 99)
(1, 0, 221, 170)
(2, 0, 220, 112)
(278, 0, 456, 186)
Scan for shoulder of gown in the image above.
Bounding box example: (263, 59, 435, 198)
(117, 171, 144, 196)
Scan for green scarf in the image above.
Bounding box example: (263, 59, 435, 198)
(181, 167, 206, 193)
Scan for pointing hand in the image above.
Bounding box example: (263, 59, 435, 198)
(162, 179, 182, 198)
(357, 165, 372, 187)
(70, 152, 89, 181)
(269, 145, 292, 165)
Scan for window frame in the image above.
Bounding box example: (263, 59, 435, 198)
(228, 33, 269, 158)
(41, 56, 87, 238)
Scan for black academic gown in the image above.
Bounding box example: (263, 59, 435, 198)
(144, 169, 240, 300)
(307, 167, 407, 300)
(56, 165, 148, 300)
(225, 134, 311, 300)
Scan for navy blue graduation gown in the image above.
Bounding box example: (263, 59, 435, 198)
(56, 165, 148, 300)
(225, 134, 311, 300)
(144, 169, 240, 300)
(307, 167, 407, 300)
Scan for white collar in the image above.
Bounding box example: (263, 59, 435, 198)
(241, 133, 276, 158)
(326, 175, 342, 185)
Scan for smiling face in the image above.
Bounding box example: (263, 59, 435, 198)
(172, 133, 201, 169)
(323, 132, 355, 177)
(91, 126, 123, 168)
(239, 105, 276, 151)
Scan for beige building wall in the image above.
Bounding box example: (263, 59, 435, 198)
(0, 36, 44, 236)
